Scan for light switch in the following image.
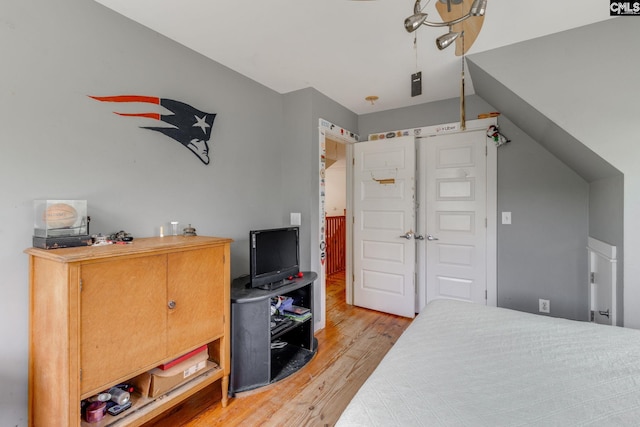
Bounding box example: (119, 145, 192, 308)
(501, 211, 512, 225)
(290, 212, 301, 226)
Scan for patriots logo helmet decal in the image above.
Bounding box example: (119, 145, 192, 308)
(90, 95, 216, 165)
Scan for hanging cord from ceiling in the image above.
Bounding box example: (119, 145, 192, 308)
(414, 32, 419, 72)
(413, 0, 431, 67)
(460, 29, 466, 130)
(420, 0, 433, 12)
(412, 29, 422, 97)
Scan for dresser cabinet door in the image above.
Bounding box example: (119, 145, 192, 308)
(80, 255, 167, 395)
(167, 246, 225, 356)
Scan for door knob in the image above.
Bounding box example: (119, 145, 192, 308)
(426, 234, 439, 241)
(399, 231, 414, 239)
(414, 234, 425, 240)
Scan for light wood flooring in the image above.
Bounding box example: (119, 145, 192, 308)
(144, 272, 412, 426)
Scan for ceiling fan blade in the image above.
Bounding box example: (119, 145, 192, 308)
(435, 0, 485, 56)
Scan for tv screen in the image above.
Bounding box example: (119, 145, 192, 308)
(249, 227, 300, 289)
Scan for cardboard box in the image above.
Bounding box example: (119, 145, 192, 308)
(131, 350, 217, 399)
(131, 371, 151, 399)
(148, 360, 214, 398)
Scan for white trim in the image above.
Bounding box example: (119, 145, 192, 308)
(588, 236, 617, 260)
(486, 119, 498, 307)
(317, 119, 358, 330)
(367, 118, 493, 142)
(588, 236, 618, 325)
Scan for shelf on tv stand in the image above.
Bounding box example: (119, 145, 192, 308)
(270, 339, 317, 383)
(257, 278, 297, 291)
(230, 271, 317, 395)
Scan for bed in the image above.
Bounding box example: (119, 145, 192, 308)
(336, 299, 640, 426)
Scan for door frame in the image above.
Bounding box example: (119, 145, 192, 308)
(317, 118, 497, 329)
(347, 118, 497, 314)
(317, 120, 358, 331)
(587, 236, 618, 325)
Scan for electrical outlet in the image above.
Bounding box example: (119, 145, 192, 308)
(539, 299, 550, 313)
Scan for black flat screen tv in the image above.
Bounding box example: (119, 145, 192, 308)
(249, 226, 300, 289)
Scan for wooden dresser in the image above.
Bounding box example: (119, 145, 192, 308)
(26, 236, 232, 426)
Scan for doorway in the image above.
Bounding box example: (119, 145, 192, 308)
(325, 136, 348, 303)
(317, 118, 497, 325)
(317, 120, 358, 330)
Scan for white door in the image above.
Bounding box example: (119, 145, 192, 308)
(353, 136, 416, 318)
(588, 237, 617, 326)
(423, 129, 488, 304)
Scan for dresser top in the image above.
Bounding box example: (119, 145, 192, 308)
(25, 235, 232, 263)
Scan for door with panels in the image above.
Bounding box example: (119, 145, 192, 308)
(353, 136, 416, 318)
(422, 129, 488, 305)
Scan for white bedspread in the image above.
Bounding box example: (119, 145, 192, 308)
(337, 299, 640, 426)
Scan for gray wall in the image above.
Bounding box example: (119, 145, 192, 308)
(589, 175, 624, 325)
(467, 19, 637, 328)
(358, 95, 491, 136)
(283, 87, 358, 327)
(1, 0, 341, 424)
(496, 117, 589, 320)
(467, 43, 625, 321)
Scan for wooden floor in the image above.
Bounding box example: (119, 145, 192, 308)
(144, 272, 412, 427)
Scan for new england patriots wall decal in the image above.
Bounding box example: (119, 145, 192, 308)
(90, 95, 216, 165)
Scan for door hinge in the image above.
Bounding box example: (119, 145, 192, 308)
(485, 218, 487, 228)
(80, 369, 83, 381)
(80, 279, 83, 291)
(485, 145, 488, 156)
(590, 272, 596, 284)
(590, 310, 595, 322)
(485, 289, 488, 300)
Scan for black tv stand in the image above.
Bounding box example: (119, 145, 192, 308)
(230, 271, 317, 395)
(256, 278, 297, 291)
(238, 275, 295, 291)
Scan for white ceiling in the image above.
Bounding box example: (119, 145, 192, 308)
(93, 0, 609, 115)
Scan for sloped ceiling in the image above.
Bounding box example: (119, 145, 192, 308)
(92, 0, 610, 115)
(467, 18, 624, 182)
